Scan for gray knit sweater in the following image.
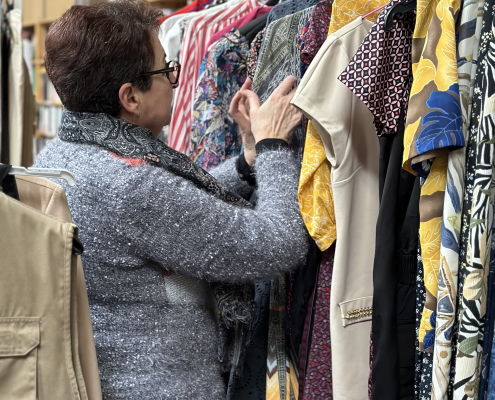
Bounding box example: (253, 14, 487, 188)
(34, 136, 308, 399)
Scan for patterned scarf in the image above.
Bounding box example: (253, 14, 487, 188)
(58, 110, 255, 373)
(58, 110, 253, 208)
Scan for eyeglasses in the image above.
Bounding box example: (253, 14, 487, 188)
(142, 60, 181, 85)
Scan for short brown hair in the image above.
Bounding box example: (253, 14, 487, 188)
(45, 0, 163, 116)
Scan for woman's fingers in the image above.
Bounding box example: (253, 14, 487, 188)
(240, 89, 261, 115)
(240, 77, 253, 91)
(273, 76, 297, 97)
(230, 91, 242, 115)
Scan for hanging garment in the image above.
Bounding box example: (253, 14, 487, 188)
(250, 9, 315, 399)
(487, 216, 495, 399)
(158, 0, 214, 24)
(283, 238, 321, 385)
(301, 247, 334, 400)
(265, 0, 321, 29)
(300, 0, 333, 67)
(159, 0, 242, 63)
(327, 0, 385, 34)
(205, 5, 272, 54)
(430, 0, 485, 397)
(246, 28, 264, 80)
(189, 30, 249, 171)
(451, 32, 495, 399)
(337, 0, 415, 137)
(451, 0, 495, 394)
(298, 0, 388, 252)
(369, 109, 420, 400)
(266, 274, 299, 400)
(479, 203, 495, 399)
(168, 0, 258, 154)
(298, 0, 336, 251)
(414, 242, 434, 400)
(0, 191, 88, 400)
(15, 175, 102, 400)
(402, 0, 463, 358)
(252, 6, 314, 162)
(7, 7, 23, 166)
(292, 17, 379, 400)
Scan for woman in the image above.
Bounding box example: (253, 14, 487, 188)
(34, 1, 307, 399)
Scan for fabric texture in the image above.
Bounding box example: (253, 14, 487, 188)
(0, 192, 86, 400)
(246, 28, 264, 80)
(292, 17, 378, 400)
(414, 244, 434, 400)
(205, 5, 272, 55)
(249, 8, 314, 399)
(33, 111, 309, 399)
(265, 0, 321, 29)
(338, 0, 415, 136)
(401, 0, 463, 361)
(479, 203, 495, 399)
(430, 0, 485, 397)
(168, 0, 258, 154)
(58, 111, 251, 208)
(327, 0, 385, 35)
(300, 0, 333, 66)
(252, 7, 314, 153)
(301, 247, 334, 400)
(451, 0, 495, 395)
(189, 30, 249, 171)
(370, 110, 419, 400)
(452, 30, 495, 399)
(16, 175, 102, 400)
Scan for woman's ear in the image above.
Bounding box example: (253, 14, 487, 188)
(118, 83, 140, 117)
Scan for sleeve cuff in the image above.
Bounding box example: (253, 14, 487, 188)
(236, 153, 257, 187)
(255, 139, 290, 154)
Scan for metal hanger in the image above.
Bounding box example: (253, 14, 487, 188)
(8, 166, 76, 186)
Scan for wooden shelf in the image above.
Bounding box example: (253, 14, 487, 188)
(37, 100, 63, 107)
(35, 130, 55, 139)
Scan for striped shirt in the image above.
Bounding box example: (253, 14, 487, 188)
(168, 0, 258, 154)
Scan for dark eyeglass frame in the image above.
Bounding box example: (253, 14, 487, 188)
(141, 60, 181, 85)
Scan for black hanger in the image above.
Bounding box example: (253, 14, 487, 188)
(0, 164, 19, 200)
(384, 0, 416, 31)
(239, 13, 268, 38)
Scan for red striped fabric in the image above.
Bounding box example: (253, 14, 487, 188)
(168, 0, 258, 154)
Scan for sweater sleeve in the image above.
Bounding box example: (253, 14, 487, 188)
(117, 149, 308, 283)
(208, 156, 254, 200)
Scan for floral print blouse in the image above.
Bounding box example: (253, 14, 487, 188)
(189, 30, 249, 171)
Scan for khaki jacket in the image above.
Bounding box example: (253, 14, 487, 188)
(0, 176, 101, 400)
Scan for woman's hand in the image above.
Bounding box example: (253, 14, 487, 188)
(240, 76, 301, 144)
(230, 78, 256, 166)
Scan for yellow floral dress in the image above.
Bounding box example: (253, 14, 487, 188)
(402, 0, 463, 353)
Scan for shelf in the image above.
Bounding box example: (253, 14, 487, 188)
(35, 130, 55, 139)
(37, 100, 63, 107)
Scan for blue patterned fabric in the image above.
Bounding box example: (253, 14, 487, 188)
(189, 29, 249, 171)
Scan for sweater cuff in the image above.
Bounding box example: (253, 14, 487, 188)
(255, 139, 289, 154)
(236, 153, 257, 187)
